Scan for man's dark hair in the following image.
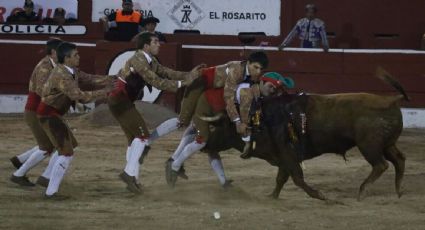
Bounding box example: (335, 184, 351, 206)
(53, 8, 66, 17)
(24, 0, 34, 8)
(57, 42, 77, 64)
(46, 38, 62, 55)
(248, 51, 269, 69)
(305, 4, 317, 13)
(136, 32, 158, 49)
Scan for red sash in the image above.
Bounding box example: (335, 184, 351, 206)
(37, 102, 63, 117)
(24, 91, 41, 111)
(202, 67, 216, 89)
(204, 88, 225, 112)
(109, 79, 127, 98)
(201, 67, 226, 112)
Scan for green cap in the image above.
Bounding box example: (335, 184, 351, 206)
(262, 72, 295, 89)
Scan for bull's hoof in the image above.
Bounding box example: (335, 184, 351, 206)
(316, 191, 327, 201)
(266, 192, 279, 199)
(325, 199, 345, 206)
(357, 191, 366, 201)
(397, 190, 404, 198)
(396, 185, 404, 198)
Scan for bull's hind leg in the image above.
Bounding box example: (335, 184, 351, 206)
(357, 147, 389, 201)
(384, 145, 406, 198)
(268, 166, 290, 199)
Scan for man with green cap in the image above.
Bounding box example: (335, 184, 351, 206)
(238, 72, 295, 159)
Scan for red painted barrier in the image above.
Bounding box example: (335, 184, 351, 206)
(1, 0, 424, 108)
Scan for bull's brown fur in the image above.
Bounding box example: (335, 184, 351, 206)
(202, 68, 407, 201)
(266, 92, 406, 201)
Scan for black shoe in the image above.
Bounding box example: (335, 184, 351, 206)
(165, 158, 173, 186)
(10, 175, 35, 187)
(44, 193, 71, 201)
(36, 176, 49, 188)
(240, 143, 252, 159)
(169, 170, 179, 188)
(139, 146, 151, 164)
(10, 156, 22, 169)
(119, 171, 142, 194)
(178, 165, 189, 180)
(222, 179, 234, 189)
(165, 158, 189, 182)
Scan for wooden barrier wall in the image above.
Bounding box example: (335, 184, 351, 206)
(93, 42, 425, 108)
(1, 0, 424, 108)
(0, 43, 96, 94)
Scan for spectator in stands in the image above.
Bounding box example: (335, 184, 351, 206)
(6, 0, 39, 23)
(278, 4, 329, 52)
(132, 16, 166, 43)
(42, 8, 77, 25)
(100, 0, 143, 41)
(142, 17, 166, 42)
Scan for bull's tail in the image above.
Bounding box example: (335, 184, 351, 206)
(375, 66, 410, 101)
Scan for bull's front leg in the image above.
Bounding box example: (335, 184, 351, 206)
(269, 125, 326, 201)
(268, 166, 290, 199)
(290, 163, 327, 200)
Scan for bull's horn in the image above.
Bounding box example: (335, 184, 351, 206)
(198, 113, 224, 122)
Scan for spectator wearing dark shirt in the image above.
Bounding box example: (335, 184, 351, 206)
(6, 0, 39, 23)
(132, 17, 166, 43)
(100, 0, 143, 41)
(42, 8, 77, 25)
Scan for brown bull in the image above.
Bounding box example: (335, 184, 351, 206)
(201, 67, 408, 201)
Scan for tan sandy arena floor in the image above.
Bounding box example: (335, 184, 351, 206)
(0, 108, 424, 230)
